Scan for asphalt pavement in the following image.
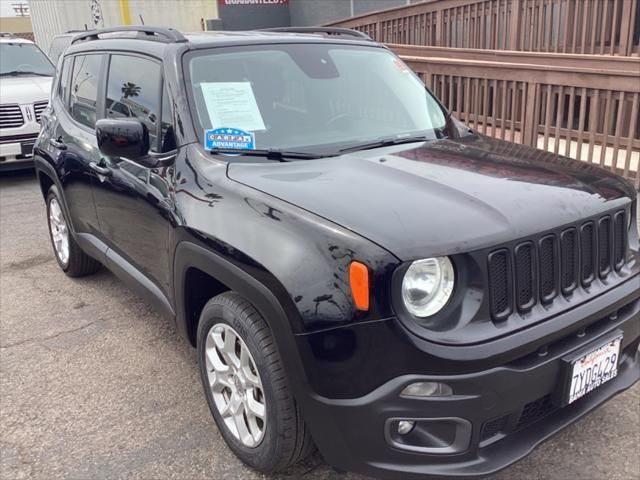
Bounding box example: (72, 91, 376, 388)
(1, 169, 638, 480)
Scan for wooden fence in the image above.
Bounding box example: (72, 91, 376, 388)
(396, 45, 639, 185)
(330, 0, 640, 55)
(329, 1, 640, 186)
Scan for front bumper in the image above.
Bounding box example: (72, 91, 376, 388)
(0, 122, 41, 170)
(297, 281, 640, 479)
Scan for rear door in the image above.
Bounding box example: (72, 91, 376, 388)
(43, 53, 107, 237)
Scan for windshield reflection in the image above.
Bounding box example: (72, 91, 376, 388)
(0, 42, 54, 77)
(187, 43, 447, 156)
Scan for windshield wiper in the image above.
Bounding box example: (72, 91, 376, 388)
(337, 135, 434, 155)
(209, 148, 327, 161)
(0, 70, 52, 77)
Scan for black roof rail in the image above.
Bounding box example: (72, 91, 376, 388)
(260, 27, 372, 40)
(71, 26, 187, 45)
(0, 32, 18, 38)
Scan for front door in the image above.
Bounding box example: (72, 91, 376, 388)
(91, 53, 176, 300)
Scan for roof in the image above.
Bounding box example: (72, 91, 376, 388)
(0, 34, 33, 44)
(182, 30, 375, 47)
(64, 26, 381, 57)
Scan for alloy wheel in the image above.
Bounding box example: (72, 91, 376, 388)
(48, 197, 69, 265)
(205, 323, 267, 447)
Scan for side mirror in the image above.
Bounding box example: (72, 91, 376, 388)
(96, 118, 153, 165)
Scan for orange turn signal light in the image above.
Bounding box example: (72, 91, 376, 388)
(349, 261, 370, 311)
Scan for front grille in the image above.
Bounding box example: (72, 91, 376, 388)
(0, 133, 39, 145)
(613, 211, 626, 270)
(560, 228, 578, 294)
(539, 235, 558, 302)
(514, 243, 535, 311)
(515, 394, 555, 430)
(0, 104, 24, 129)
(488, 249, 512, 320)
(598, 217, 611, 277)
(580, 222, 596, 285)
(33, 101, 47, 123)
(487, 210, 628, 319)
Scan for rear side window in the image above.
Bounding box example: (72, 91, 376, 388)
(70, 54, 103, 128)
(106, 55, 162, 152)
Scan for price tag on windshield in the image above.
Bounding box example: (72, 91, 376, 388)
(201, 82, 266, 132)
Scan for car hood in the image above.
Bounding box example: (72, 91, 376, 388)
(0, 76, 52, 104)
(227, 135, 636, 260)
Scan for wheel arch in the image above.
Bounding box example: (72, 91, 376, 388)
(37, 167, 54, 199)
(33, 155, 77, 235)
(173, 241, 308, 386)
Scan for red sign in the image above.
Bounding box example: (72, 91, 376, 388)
(218, 0, 288, 4)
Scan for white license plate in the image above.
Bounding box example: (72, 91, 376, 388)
(567, 336, 622, 404)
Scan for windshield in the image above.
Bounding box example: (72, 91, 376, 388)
(186, 43, 447, 156)
(0, 42, 55, 76)
(48, 36, 73, 65)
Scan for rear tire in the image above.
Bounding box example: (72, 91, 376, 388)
(46, 186, 101, 277)
(197, 291, 314, 473)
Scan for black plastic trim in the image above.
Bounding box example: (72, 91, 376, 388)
(104, 245, 175, 320)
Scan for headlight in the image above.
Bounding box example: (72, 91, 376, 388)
(401, 257, 455, 317)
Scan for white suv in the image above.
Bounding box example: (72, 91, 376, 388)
(0, 33, 54, 171)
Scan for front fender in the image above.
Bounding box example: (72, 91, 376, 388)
(175, 149, 400, 333)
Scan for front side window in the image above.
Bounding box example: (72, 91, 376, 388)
(106, 55, 161, 151)
(70, 54, 103, 128)
(186, 43, 447, 156)
(0, 42, 55, 77)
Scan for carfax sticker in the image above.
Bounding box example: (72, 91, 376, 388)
(204, 128, 255, 150)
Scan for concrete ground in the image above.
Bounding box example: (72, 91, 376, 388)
(1, 170, 639, 480)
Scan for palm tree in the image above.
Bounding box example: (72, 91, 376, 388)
(121, 82, 141, 99)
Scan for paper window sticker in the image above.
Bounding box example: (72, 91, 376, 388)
(201, 82, 266, 132)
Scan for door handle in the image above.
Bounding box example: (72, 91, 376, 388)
(89, 162, 112, 176)
(49, 138, 67, 150)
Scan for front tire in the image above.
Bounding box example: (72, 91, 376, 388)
(197, 292, 314, 473)
(46, 186, 100, 277)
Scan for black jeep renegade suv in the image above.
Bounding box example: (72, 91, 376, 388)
(34, 26, 639, 479)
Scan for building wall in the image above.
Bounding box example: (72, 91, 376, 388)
(217, 0, 290, 30)
(0, 15, 32, 33)
(289, 0, 412, 26)
(212, 0, 414, 31)
(29, 0, 218, 52)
